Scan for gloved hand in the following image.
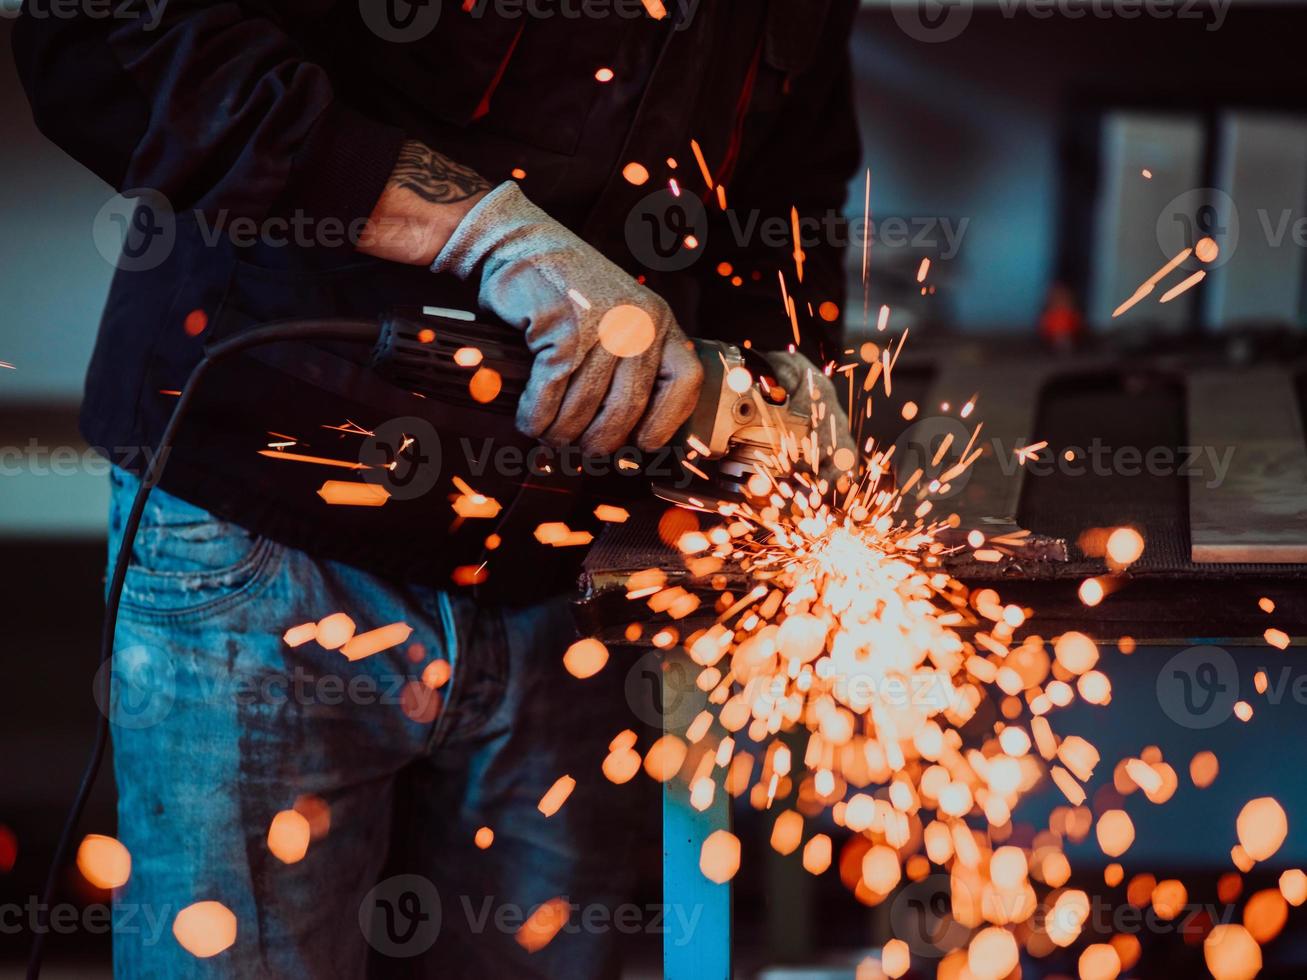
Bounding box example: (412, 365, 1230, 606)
(760, 350, 860, 480)
(432, 181, 703, 455)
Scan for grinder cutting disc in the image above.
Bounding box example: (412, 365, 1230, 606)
(653, 339, 813, 510)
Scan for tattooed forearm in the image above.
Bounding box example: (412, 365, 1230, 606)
(388, 141, 491, 205)
(358, 141, 489, 264)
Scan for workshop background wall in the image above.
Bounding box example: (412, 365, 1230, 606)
(0, 17, 114, 403)
(849, 4, 1307, 337)
(0, 16, 114, 536)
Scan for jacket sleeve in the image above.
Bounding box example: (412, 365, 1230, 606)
(695, 0, 862, 364)
(11, 0, 406, 229)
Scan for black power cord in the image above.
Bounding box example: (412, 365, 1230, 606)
(27, 318, 382, 979)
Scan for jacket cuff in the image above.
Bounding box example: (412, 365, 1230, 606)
(284, 102, 407, 239)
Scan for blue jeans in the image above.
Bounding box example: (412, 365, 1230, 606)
(106, 467, 642, 978)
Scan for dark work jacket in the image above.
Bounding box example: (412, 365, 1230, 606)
(13, 0, 861, 600)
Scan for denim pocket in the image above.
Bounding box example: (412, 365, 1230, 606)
(110, 468, 283, 621)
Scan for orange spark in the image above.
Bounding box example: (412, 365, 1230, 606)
(1014, 441, 1048, 465)
(563, 638, 609, 679)
(516, 897, 571, 953)
(267, 810, 311, 864)
(790, 207, 805, 283)
(310, 618, 354, 657)
(1159, 269, 1206, 303)
(689, 139, 714, 190)
(1265, 628, 1290, 650)
(339, 622, 413, 662)
(1238, 797, 1288, 861)
(1113, 246, 1192, 317)
(1106, 527, 1145, 566)
(259, 449, 367, 470)
(173, 902, 237, 959)
(316, 481, 390, 507)
(537, 775, 576, 817)
(77, 834, 131, 889)
(282, 622, 317, 647)
(469, 366, 502, 403)
(598, 305, 656, 358)
(700, 829, 741, 883)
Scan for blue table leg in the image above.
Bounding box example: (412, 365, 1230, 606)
(662, 649, 732, 979)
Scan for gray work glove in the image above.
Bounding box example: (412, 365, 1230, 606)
(433, 182, 703, 455)
(761, 350, 859, 480)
